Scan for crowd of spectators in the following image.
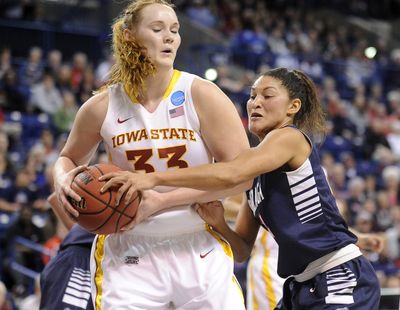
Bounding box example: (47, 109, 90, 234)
(0, 0, 400, 308)
(196, 0, 400, 292)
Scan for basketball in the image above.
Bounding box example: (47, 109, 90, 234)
(68, 163, 140, 234)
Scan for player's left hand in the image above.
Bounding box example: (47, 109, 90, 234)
(99, 171, 157, 206)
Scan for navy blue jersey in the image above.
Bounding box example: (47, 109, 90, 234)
(246, 129, 357, 278)
(60, 224, 95, 250)
(40, 225, 95, 309)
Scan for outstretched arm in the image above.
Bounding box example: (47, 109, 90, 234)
(100, 127, 305, 205)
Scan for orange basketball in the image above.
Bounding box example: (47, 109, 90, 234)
(69, 163, 140, 234)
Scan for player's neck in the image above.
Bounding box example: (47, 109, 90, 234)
(140, 67, 174, 104)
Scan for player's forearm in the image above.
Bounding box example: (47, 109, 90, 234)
(159, 182, 251, 209)
(211, 222, 253, 262)
(47, 193, 75, 230)
(153, 161, 251, 191)
(54, 156, 78, 177)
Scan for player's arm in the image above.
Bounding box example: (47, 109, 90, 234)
(47, 192, 75, 230)
(53, 91, 107, 217)
(350, 228, 385, 253)
(101, 127, 305, 198)
(196, 196, 259, 262)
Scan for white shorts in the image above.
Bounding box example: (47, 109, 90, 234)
(90, 224, 245, 309)
(246, 230, 285, 310)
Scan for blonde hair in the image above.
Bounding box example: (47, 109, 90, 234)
(97, 0, 174, 99)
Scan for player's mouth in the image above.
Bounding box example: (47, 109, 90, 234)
(161, 48, 173, 55)
(250, 112, 263, 120)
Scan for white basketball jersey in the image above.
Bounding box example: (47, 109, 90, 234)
(100, 70, 211, 235)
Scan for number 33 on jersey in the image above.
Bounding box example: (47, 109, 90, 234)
(101, 70, 211, 173)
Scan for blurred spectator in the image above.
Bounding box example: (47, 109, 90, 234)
(45, 50, 62, 79)
(95, 53, 114, 88)
(363, 119, 391, 160)
(346, 93, 368, 137)
(0, 0, 39, 21)
(346, 177, 366, 226)
(4, 204, 45, 297)
(77, 66, 96, 105)
(387, 121, 400, 161)
(328, 162, 348, 200)
(0, 153, 17, 213)
(18, 276, 40, 310)
(41, 217, 68, 266)
(18, 47, 44, 87)
(52, 91, 79, 135)
(0, 68, 29, 112)
(29, 73, 63, 115)
(376, 191, 394, 231)
(230, 17, 268, 71)
(0, 48, 12, 80)
(186, 0, 217, 28)
(0, 280, 16, 310)
(55, 64, 73, 94)
(31, 129, 58, 168)
(70, 52, 88, 92)
(381, 165, 400, 206)
(385, 49, 400, 91)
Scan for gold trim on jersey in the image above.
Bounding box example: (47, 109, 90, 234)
(261, 231, 277, 309)
(248, 250, 258, 309)
(123, 69, 181, 103)
(205, 224, 233, 258)
(163, 69, 181, 99)
(94, 234, 106, 310)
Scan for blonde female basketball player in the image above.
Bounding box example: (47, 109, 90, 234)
(53, 0, 250, 309)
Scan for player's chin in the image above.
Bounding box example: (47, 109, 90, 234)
(156, 56, 175, 66)
(248, 122, 262, 135)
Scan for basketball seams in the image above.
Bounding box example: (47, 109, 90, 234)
(71, 180, 134, 219)
(72, 179, 135, 233)
(115, 193, 140, 231)
(70, 163, 140, 234)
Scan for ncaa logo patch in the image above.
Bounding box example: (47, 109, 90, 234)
(171, 91, 185, 106)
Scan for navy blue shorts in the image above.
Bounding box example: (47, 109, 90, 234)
(40, 245, 94, 310)
(276, 256, 380, 310)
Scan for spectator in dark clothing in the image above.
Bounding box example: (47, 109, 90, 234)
(0, 68, 29, 112)
(362, 119, 391, 160)
(4, 204, 45, 296)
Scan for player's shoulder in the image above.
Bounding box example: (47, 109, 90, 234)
(191, 75, 218, 91)
(190, 75, 227, 105)
(264, 126, 307, 148)
(78, 89, 109, 116)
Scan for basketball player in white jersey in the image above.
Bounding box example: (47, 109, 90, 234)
(53, 1, 250, 309)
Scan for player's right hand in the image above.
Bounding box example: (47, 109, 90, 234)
(54, 165, 88, 218)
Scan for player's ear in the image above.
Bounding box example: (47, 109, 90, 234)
(288, 98, 301, 115)
(124, 28, 134, 42)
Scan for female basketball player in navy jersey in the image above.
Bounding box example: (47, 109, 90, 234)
(101, 67, 380, 309)
(53, 0, 250, 309)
